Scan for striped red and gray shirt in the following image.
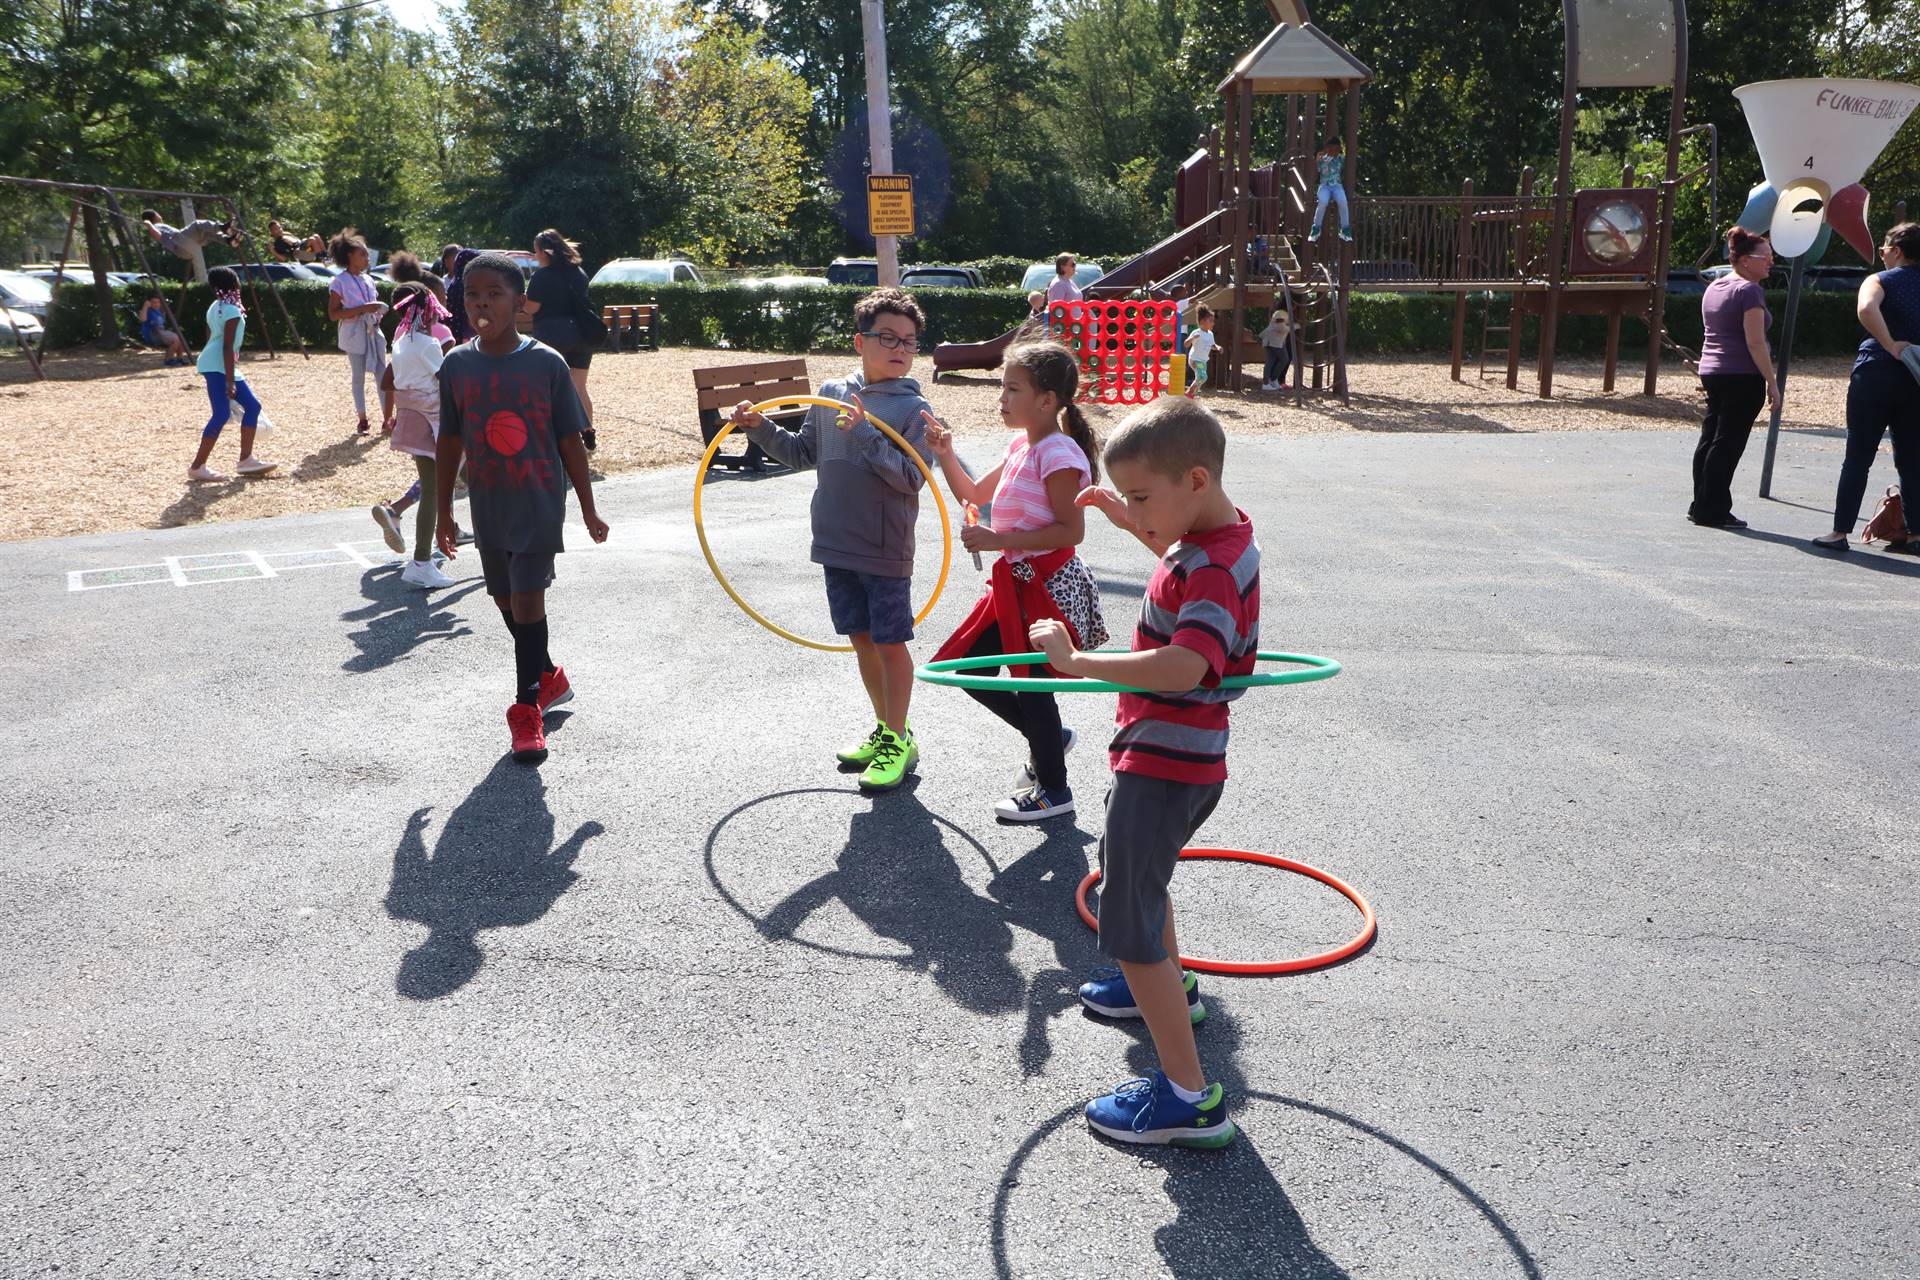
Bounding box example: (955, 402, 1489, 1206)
(1109, 511, 1260, 784)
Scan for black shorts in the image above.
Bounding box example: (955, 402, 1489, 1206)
(479, 548, 557, 596)
(556, 346, 593, 372)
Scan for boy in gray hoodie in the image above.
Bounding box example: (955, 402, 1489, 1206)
(729, 288, 935, 791)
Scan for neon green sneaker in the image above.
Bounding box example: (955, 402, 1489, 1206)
(858, 727, 918, 792)
(836, 722, 885, 767)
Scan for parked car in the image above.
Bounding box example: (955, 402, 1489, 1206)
(590, 257, 701, 286)
(739, 274, 830, 290)
(826, 258, 878, 287)
(24, 268, 147, 289)
(901, 266, 985, 290)
(0, 306, 46, 343)
(236, 261, 326, 283)
(0, 270, 55, 318)
(1019, 260, 1107, 295)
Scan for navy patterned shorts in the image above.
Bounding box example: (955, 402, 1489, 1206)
(823, 566, 914, 644)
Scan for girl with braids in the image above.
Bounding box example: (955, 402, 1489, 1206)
(186, 267, 276, 481)
(924, 340, 1109, 822)
(377, 283, 459, 588)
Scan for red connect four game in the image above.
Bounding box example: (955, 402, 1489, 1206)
(1048, 300, 1180, 405)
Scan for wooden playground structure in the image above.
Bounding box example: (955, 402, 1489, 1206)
(0, 175, 307, 381)
(1083, 0, 1715, 403)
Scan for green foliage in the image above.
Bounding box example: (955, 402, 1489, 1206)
(588, 280, 1030, 351)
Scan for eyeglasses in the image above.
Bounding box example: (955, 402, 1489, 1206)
(861, 330, 919, 352)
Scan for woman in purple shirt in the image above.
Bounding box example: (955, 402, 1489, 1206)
(1811, 221, 1920, 552)
(1690, 227, 1780, 529)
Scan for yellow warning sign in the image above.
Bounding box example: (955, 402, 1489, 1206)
(867, 174, 915, 237)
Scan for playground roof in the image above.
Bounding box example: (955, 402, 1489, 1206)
(1264, 0, 1311, 25)
(1220, 23, 1372, 95)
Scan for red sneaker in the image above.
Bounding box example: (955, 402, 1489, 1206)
(507, 703, 547, 763)
(536, 666, 572, 714)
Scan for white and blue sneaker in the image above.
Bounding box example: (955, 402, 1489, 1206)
(1086, 1072, 1237, 1149)
(1078, 966, 1205, 1024)
(994, 784, 1075, 823)
(1011, 727, 1079, 790)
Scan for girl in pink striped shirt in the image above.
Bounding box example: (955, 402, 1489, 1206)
(926, 341, 1108, 822)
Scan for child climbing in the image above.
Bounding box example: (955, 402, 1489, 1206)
(728, 288, 935, 793)
(1310, 139, 1353, 242)
(378, 283, 458, 590)
(923, 340, 1109, 822)
(186, 267, 276, 482)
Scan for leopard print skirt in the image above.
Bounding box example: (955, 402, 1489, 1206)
(1014, 553, 1109, 651)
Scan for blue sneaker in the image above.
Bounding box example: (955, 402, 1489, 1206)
(1078, 966, 1204, 1025)
(994, 784, 1074, 823)
(1086, 1072, 1237, 1148)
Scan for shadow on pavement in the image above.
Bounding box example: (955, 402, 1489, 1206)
(340, 564, 487, 673)
(384, 756, 603, 999)
(985, 822, 1100, 1078)
(1730, 526, 1920, 578)
(991, 1006, 1541, 1279)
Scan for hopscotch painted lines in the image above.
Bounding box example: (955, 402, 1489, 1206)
(66, 527, 610, 593)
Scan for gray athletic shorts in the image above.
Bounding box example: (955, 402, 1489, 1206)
(1096, 771, 1225, 964)
(479, 548, 557, 596)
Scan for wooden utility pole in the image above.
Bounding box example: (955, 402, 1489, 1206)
(860, 0, 899, 287)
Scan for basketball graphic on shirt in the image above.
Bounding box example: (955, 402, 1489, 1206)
(485, 410, 528, 456)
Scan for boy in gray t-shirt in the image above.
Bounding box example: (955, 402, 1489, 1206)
(434, 253, 609, 765)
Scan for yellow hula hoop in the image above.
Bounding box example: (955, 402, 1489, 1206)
(693, 395, 953, 654)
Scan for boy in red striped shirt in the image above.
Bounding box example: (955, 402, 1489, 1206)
(1030, 396, 1259, 1149)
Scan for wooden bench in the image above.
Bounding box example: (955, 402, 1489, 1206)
(601, 304, 658, 352)
(691, 357, 811, 473)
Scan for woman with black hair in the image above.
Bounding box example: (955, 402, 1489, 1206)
(1688, 226, 1781, 529)
(1812, 221, 1920, 552)
(523, 228, 603, 449)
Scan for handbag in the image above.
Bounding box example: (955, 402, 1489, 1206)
(1859, 485, 1907, 546)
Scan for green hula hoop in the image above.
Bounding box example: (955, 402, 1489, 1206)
(916, 650, 1341, 695)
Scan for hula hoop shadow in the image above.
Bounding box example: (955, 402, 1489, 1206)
(702, 785, 1003, 966)
(1076, 847, 1377, 977)
(990, 1092, 1542, 1280)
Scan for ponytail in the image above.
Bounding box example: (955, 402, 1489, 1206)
(1064, 402, 1101, 484)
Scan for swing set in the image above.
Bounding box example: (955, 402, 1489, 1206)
(0, 175, 308, 381)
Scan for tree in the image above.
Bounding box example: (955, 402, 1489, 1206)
(656, 13, 814, 262)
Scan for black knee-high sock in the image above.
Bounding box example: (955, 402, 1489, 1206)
(511, 617, 545, 705)
(522, 615, 553, 678)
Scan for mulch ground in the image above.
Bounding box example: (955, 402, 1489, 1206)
(0, 342, 1855, 543)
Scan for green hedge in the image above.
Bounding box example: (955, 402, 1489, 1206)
(46, 277, 1871, 360)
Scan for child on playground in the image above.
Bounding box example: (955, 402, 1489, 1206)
(1310, 139, 1353, 242)
(378, 283, 457, 590)
(1260, 300, 1293, 392)
(326, 227, 393, 436)
(186, 266, 276, 482)
(141, 209, 243, 258)
(728, 288, 934, 793)
(434, 253, 608, 764)
(923, 340, 1108, 821)
(139, 295, 189, 366)
(1184, 305, 1217, 396)
(267, 220, 324, 263)
(1030, 394, 1259, 1149)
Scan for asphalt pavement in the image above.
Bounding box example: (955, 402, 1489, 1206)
(2, 421, 1916, 1279)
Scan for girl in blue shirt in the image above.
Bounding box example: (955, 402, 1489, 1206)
(1309, 139, 1352, 242)
(187, 267, 276, 481)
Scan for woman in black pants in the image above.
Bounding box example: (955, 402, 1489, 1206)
(523, 228, 601, 450)
(1689, 227, 1781, 528)
(1812, 221, 1920, 552)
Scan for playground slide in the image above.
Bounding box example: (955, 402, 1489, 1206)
(931, 320, 1030, 378)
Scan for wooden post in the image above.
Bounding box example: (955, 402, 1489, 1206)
(1451, 178, 1473, 381)
(1603, 301, 1622, 391)
(34, 199, 82, 366)
(860, 0, 899, 288)
(1229, 78, 1255, 392)
(1508, 169, 1534, 391)
(1645, 0, 1689, 396)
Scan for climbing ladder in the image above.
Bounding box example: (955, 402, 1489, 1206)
(1476, 291, 1515, 382)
